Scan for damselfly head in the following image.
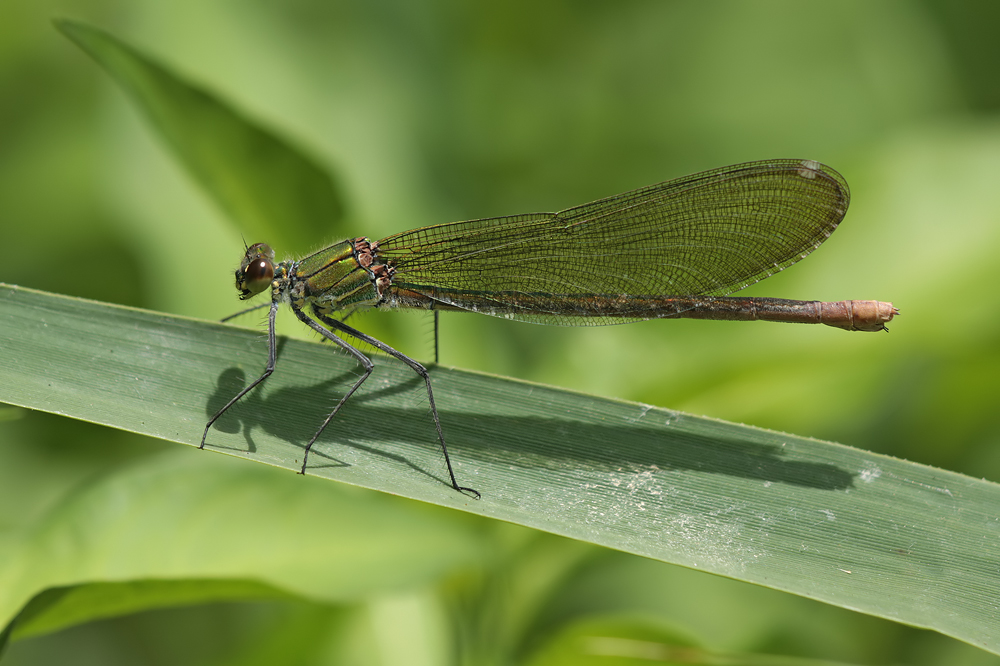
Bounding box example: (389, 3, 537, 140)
(236, 242, 275, 300)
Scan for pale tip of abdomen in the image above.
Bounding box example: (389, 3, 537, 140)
(819, 300, 897, 332)
(851, 300, 897, 332)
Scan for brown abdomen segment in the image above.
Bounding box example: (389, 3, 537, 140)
(677, 297, 898, 332)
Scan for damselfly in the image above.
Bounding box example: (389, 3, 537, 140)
(201, 159, 897, 499)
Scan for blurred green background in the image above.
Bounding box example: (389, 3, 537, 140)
(2, 1, 1000, 664)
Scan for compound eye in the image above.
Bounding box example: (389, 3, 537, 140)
(236, 243, 275, 299)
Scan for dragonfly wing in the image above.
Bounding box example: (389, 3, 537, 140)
(377, 159, 849, 324)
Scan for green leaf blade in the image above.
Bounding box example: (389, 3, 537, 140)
(11, 579, 296, 642)
(1, 284, 998, 652)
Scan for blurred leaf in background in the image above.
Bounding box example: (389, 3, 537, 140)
(2, 0, 1000, 664)
(57, 19, 346, 257)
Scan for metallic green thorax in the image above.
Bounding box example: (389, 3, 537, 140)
(234, 239, 388, 317)
(291, 239, 382, 315)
